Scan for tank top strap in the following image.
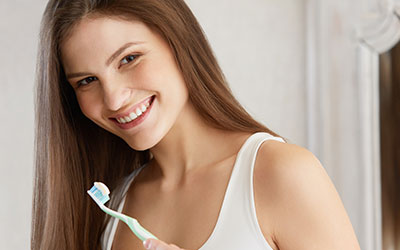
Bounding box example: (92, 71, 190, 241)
(200, 132, 285, 250)
(220, 131, 285, 221)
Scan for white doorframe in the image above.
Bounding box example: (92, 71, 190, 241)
(305, 0, 400, 249)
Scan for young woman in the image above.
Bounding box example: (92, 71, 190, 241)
(32, 0, 361, 250)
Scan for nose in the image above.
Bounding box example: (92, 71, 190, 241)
(102, 78, 132, 111)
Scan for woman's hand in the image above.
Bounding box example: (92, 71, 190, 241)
(143, 238, 190, 250)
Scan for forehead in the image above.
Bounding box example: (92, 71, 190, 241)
(60, 16, 156, 70)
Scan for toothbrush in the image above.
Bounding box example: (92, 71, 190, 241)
(87, 182, 158, 241)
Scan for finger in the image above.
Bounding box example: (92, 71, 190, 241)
(143, 238, 182, 250)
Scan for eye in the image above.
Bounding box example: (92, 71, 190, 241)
(120, 54, 139, 66)
(77, 76, 98, 87)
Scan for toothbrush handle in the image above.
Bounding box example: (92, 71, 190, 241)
(100, 205, 158, 241)
(125, 217, 158, 241)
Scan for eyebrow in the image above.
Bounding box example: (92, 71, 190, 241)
(66, 41, 144, 79)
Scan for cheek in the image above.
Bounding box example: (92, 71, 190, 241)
(163, 66, 189, 101)
(76, 93, 100, 120)
(147, 58, 187, 95)
(132, 60, 159, 88)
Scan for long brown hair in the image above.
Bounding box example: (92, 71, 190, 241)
(32, 0, 284, 249)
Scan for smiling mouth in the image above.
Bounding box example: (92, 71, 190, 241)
(112, 95, 155, 124)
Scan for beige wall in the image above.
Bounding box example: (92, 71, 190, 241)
(185, 0, 307, 146)
(0, 1, 48, 249)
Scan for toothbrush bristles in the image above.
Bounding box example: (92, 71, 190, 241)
(88, 183, 110, 204)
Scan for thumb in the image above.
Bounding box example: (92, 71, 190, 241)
(143, 238, 183, 250)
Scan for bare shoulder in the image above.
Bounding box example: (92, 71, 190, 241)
(253, 140, 361, 250)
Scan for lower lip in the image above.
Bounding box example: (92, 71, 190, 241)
(110, 96, 155, 130)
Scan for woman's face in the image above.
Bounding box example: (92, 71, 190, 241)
(61, 16, 189, 150)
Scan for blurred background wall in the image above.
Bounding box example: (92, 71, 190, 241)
(0, 1, 48, 249)
(2, 0, 398, 249)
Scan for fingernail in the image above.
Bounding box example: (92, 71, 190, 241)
(143, 239, 151, 249)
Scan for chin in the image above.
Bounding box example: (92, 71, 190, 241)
(129, 143, 151, 151)
(125, 133, 161, 151)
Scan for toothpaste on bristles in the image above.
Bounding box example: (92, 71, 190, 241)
(88, 182, 110, 205)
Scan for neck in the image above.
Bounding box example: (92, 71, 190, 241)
(148, 102, 250, 188)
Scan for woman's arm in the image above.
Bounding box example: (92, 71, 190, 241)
(255, 141, 361, 250)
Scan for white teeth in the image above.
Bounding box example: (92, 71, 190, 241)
(115, 97, 153, 124)
(124, 116, 132, 123)
(135, 108, 142, 116)
(129, 112, 138, 120)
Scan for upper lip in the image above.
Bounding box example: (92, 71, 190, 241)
(110, 95, 154, 119)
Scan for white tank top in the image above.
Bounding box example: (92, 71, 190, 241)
(101, 132, 285, 250)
